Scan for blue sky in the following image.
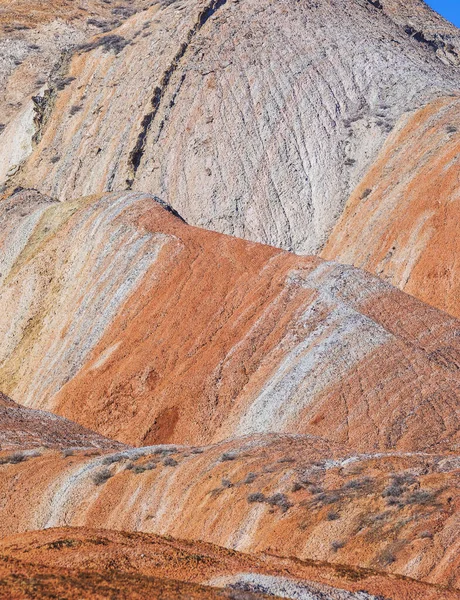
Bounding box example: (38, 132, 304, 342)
(425, 1, 460, 27)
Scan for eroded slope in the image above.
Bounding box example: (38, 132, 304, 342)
(0, 527, 456, 600)
(0, 190, 459, 451)
(0, 392, 125, 451)
(323, 96, 460, 319)
(0, 435, 458, 588)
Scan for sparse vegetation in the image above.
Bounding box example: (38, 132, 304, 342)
(220, 452, 237, 462)
(55, 77, 76, 91)
(78, 34, 129, 55)
(266, 493, 292, 513)
(92, 468, 113, 485)
(331, 540, 345, 552)
(247, 492, 266, 503)
(0, 452, 27, 465)
(163, 456, 178, 467)
(419, 530, 433, 539)
(327, 511, 340, 521)
(379, 548, 397, 566)
(102, 453, 129, 465)
(243, 472, 257, 484)
(70, 104, 83, 116)
(247, 491, 291, 512)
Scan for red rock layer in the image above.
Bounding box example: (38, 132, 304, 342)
(323, 96, 460, 319)
(1, 191, 459, 451)
(0, 393, 125, 451)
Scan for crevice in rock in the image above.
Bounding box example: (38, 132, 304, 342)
(32, 50, 74, 146)
(404, 25, 460, 65)
(125, 0, 228, 189)
(366, 0, 383, 9)
(152, 194, 186, 223)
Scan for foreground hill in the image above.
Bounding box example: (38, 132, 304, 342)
(0, 434, 458, 587)
(0, 527, 457, 600)
(1, 189, 459, 451)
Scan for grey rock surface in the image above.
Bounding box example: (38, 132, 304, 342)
(3, 0, 460, 253)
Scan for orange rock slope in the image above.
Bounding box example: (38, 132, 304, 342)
(0, 189, 459, 451)
(323, 96, 460, 319)
(0, 527, 457, 600)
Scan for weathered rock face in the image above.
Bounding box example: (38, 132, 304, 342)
(2, 0, 460, 255)
(0, 435, 458, 588)
(323, 96, 460, 320)
(0, 0, 151, 185)
(0, 392, 125, 451)
(1, 190, 459, 450)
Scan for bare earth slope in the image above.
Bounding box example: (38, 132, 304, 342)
(0, 189, 459, 451)
(1, 527, 457, 600)
(1, 0, 460, 255)
(0, 0, 151, 185)
(323, 96, 460, 319)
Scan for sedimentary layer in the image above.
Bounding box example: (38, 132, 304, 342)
(0, 527, 456, 600)
(2, 0, 460, 255)
(323, 96, 460, 320)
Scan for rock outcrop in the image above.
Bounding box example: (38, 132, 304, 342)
(0, 190, 459, 450)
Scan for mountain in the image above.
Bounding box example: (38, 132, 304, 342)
(0, 1, 459, 598)
(1, 0, 460, 258)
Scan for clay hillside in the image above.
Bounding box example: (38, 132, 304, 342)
(0, 0, 459, 599)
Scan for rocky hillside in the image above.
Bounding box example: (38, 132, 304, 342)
(0, 1, 459, 598)
(1, 0, 459, 257)
(0, 392, 125, 451)
(1, 190, 459, 450)
(0, 434, 458, 589)
(323, 96, 460, 319)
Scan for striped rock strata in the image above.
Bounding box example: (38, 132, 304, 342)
(2, 0, 460, 256)
(0, 0, 151, 185)
(1, 189, 459, 450)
